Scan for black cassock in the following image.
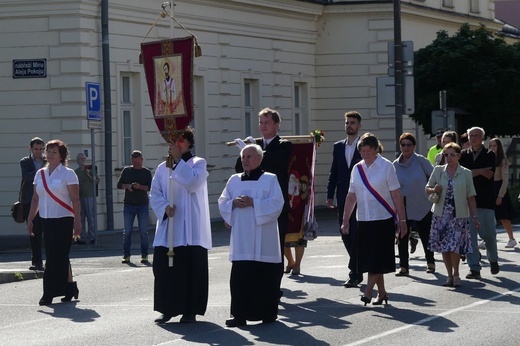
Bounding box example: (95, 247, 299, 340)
(153, 245, 209, 317)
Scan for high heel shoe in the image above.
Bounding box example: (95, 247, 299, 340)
(284, 265, 294, 274)
(61, 281, 79, 302)
(360, 295, 371, 306)
(39, 296, 52, 306)
(373, 294, 389, 305)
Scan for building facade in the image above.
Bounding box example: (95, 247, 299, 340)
(0, 0, 505, 235)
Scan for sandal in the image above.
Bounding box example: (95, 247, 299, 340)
(442, 277, 454, 287)
(395, 268, 409, 277)
(452, 276, 461, 287)
(291, 267, 300, 275)
(284, 265, 294, 274)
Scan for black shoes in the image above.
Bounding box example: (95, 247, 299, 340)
(360, 296, 371, 306)
(262, 317, 277, 324)
(466, 270, 481, 279)
(490, 261, 500, 275)
(373, 294, 389, 306)
(61, 281, 79, 302)
(154, 315, 172, 324)
(225, 318, 247, 327)
(410, 237, 419, 254)
(180, 314, 196, 323)
(29, 265, 44, 271)
(39, 296, 52, 306)
(344, 278, 362, 288)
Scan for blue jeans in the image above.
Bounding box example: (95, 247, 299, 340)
(123, 204, 149, 258)
(467, 208, 498, 272)
(80, 197, 96, 241)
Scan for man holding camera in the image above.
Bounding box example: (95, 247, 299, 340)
(75, 153, 99, 245)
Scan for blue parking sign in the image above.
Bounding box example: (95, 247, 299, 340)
(86, 82, 102, 121)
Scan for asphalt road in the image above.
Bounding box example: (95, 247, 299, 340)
(1, 210, 519, 345)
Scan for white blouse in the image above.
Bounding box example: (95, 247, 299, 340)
(349, 155, 401, 222)
(34, 164, 78, 219)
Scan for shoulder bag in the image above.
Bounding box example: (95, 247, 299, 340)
(11, 181, 25, 223)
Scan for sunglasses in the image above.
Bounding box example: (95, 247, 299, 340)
(443, 153, 458, 157)
(400, 143, 414, 147)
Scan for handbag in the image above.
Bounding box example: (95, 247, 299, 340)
(428, 192, 439, 203)
(427, 168, 441, 203)
(11, 181, 25, 223)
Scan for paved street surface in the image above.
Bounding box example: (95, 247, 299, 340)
(1, 209, 520, 345)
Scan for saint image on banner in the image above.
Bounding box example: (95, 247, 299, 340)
(154, 55, 186, 117)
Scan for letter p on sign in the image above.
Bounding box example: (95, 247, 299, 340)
(86, 82, 102, 121)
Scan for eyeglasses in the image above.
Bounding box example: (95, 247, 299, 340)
(443, 153, 458, 157)
(400, 143, 414, 147)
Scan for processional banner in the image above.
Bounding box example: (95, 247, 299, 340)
(141, 37, 194, 143)
(286, 141, 315, 242)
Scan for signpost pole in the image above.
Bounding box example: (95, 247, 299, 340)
(393, 0, 404, 158)
(91, 129, 97, 246)
(86, 82, 101, 245)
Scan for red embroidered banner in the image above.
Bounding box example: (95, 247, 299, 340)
(286, 142, 314, 242)
(141, 37, 194, 143)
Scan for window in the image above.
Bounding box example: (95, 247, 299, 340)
(121, 75, 133, 166)
(442, 0, 453, 7)
(294, 84, 302, 135)
(192, 75, 205, 156)
(293, 82, 308, 135)
(243, 79, 259, 136)
(470, 0, 479, 13)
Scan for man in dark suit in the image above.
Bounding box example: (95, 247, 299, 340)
(235, 108, 292, 292)
(20, 137, 46, 271)
(326, 111, 363, 287)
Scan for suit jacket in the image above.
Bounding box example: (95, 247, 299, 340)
(326, 138, 362, 208)
(235, 135, 292, 214)
(20, 155, 47, 204)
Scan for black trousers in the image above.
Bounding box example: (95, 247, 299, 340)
(41, 217, 74, 298)
(397, 211, 435, 269)
(24, 205, 43, 267)
(337, 205, 362, 281)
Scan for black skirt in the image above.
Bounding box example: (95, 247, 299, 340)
(349, 218, 396, 274)
(494, 180, 515, 220)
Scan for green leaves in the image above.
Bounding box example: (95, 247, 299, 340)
(412, 24, 520, 136)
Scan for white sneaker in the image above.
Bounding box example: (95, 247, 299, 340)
(478, 241, 486, 250)
(505, 239, 517, 248)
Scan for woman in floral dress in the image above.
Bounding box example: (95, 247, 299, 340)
(426, 142, 480, 287)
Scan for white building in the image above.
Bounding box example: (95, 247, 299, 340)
(0, 0, 507, 235)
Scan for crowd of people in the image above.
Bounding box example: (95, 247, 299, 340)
(19, 109, 517, 325)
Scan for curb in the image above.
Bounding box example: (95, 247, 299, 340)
(0, 269, 43, 284)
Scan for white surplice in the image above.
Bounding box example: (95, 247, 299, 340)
(218, 172, 284, 263)
(150, 157, 212, 250)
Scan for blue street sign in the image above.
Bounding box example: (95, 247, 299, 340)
(86, 82, 102, 121)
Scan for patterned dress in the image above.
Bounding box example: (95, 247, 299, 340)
(428, 174, 473, 255)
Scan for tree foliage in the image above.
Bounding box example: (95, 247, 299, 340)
(412, 24, 520, 137)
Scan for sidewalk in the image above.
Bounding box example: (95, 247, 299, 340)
(0, 208, 339, 284)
